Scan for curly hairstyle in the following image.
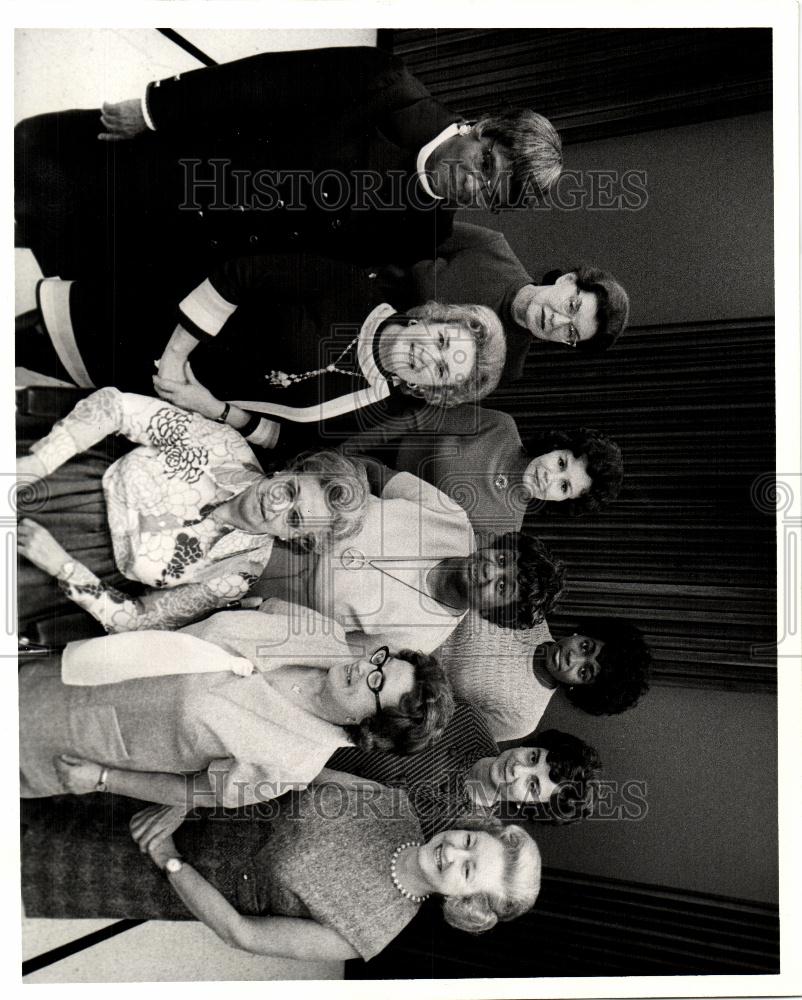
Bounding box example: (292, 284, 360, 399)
(440, 816, 541, 934)
(347, 649, 455, 755)
(562, 618, 652, 716)
(279, 449, 369, 550)
(401, 302, 506, 408)
(480, 532, 566, 630)
(545, 265, 629, 353)
(522, 428, 624, 516)
(474, 110, 563, 202)
(512, 729, 602, 825)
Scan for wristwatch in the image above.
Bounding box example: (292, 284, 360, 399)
(165, 857, 184, 876)
(57, 560, 77, 582)
(95, 767, 109, 792)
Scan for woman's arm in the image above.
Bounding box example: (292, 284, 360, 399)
(168, 861, 360, 959)
(17, 520, 256, 632)
(54, 754, 218, 809)
(23, 386, 256, 480)
(153, 364, 279, 450)
(129, 811, 360, 959)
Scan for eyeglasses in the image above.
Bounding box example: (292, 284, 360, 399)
(366, 646, 391, 714)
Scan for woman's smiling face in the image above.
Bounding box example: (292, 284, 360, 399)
(545, 634, 606, 686)
(382, 321, 476, 388)
(417, 829, 506, 898)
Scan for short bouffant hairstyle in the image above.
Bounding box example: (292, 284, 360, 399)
(402, 302, 506, 408)
(563, 618, 652, 716)
(348, 649, 455, 755)
(281, 449, 369, 550)
(569, 265, 630, 353)
(440, 816, 541, 934)
(515, 729, 602, 825)
(522, 428, 624, 516)
(481, 532, 566, 630)
(475, 110, 563, 202)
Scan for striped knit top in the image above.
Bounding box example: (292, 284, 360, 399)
(328, 702, 498, 841)
(436, 612, 555, 741)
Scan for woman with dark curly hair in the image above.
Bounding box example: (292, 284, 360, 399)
(342, 404, 623, 534)
(326, 704, 600, 838)
(554, 619, 653, 717)
(494, 729, 602, 825)
(438, 614, 651, 740)
(16, 388, 369, 638)
(21, 785, 540, 961)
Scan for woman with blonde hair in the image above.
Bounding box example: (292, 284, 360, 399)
(16, 387, 368, 637)
(19, 252, 507, 454)
(21, 784, 541, 961)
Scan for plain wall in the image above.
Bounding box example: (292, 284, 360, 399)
(532, 685, 778, 905)
(461, 110, 775, 327)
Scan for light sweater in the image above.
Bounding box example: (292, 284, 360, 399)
(437, 612, 555, 741)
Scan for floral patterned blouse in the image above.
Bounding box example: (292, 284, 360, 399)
(30, 388, 277, 632)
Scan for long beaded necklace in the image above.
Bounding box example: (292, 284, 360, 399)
(266, 334, 364, 388)
(389, 842, 430, 903)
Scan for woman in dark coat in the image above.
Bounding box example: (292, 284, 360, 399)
(18, 253, 507, 455)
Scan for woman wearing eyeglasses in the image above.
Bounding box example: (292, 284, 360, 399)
(404, 221, 631, 384)
(22, 780, 541, 962)
(19, 605, 454, 808)
(16, 388, 369, 643)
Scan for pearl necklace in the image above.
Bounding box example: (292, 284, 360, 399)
(389, 842, 430, 902)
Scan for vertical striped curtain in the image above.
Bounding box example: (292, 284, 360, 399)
(380, 28, 773, 143)
(490, 318, 776, 691)
(347, 866, 779, 978)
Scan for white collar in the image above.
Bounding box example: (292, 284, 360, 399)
(357, 302, 399, 385)
(416, 122, 469, 201)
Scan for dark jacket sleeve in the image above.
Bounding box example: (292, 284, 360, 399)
(410, 222, 533, 305)
(145, 46, 446, 144)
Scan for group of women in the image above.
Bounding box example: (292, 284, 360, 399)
(16, 45, 653, 969)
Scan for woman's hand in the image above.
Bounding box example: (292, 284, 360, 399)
(130, 806, 181, 868)
(16, 453, 48, 486)
(156, 351, 188, 385)
(53, 753, 103, 794)
(98, 99, 147, 141)
(130, 804, 187, 854)
(17, 519, 72, 577)
(154, 363, 225, 421)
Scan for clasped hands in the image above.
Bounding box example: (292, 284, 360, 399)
(153, 357, 224, 421)
(53, 752, 186, 867)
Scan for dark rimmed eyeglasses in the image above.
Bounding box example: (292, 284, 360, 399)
(366, 645, 391, 714)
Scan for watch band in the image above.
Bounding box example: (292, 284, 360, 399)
(215, 402, 231, 424)
(95, 766, 109, 792)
